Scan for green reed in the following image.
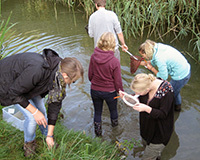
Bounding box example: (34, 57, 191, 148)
(2, 0, 199, 60)
(0, 0, 1, 17)
(0, 12, 17, 60)
(50, 0, 199, 61)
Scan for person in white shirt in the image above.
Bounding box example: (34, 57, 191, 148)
(88, 0, 128, 61)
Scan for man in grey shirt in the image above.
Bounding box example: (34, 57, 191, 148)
(88, 0, 128, 61)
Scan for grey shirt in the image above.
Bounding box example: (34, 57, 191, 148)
(88, 8, 122, 48)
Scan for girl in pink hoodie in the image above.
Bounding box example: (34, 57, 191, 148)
(88, 32, 124, 136)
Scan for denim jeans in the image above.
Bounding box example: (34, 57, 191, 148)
(170, 71, 191, 105)
(15, 96, 48, 142)
(91, 89, 118, 123)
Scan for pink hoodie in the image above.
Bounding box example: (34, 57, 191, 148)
(88, 47, 123, 92)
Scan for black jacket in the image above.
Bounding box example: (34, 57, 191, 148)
(0, 49, 62, 125)
(139, 80, 174, 146)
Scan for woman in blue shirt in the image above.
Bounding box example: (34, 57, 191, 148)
(138, 39, 191, 111)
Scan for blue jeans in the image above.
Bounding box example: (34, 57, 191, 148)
(170, 71, 191, 105)
(15, 96, 48, 142)
(91, 89, 118, 123)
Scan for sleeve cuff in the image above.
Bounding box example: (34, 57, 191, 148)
(19, 101, 30, 108)
(48, 119, 56, 126)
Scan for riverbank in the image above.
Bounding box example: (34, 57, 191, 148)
(0, 105, 122, 160)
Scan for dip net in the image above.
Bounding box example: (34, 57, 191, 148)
(130, 55, 144, 74)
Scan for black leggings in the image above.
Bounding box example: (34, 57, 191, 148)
(91, 89, 118, 123)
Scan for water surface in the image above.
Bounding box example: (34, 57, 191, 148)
(2, 0, 200, 159)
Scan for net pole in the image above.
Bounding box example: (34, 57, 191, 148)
(118, 44, 138, 60)
(118, 44, 156, 74)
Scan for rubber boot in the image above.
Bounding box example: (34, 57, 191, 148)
(94, 122, 102, 137)
(175, 104, 181, 112)
(156, 156, 161, 160)
(24, 139, 36, 157)
(111, 118, 118, 127)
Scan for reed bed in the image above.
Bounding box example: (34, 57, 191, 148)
(1, 0, 199, 61)
(51, 0, 200, 61)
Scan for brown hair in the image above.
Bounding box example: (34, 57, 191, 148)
(130, 73, 156, 93)
(97, 32, 116, 52)
(139, 39, 155, 59)
(60, 57, 84, 84)
(94, 0, 106, 7)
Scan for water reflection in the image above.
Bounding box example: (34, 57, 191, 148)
(161, 112, 180, 160)
(2, 0, 200, 159)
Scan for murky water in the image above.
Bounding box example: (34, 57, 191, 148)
(2, 0, 200, 159)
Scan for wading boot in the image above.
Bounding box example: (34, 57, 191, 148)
(94, 122, 102, 137)
(111, 118, 118, 127)
(175, 104, 181, 112)
(156, 156, 161, 160)
(24, 139, 36, 157)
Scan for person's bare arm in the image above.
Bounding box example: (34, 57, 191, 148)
(133, 103, 152, 113)
(140, 61, 158, 75)
(26, 103, 47, 128)
(46, 125, 55, 148)
(146, 63, 158, 75)
(117, 32, 128, 51)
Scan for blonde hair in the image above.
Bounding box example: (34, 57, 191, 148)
(130, 73, 156, 93)
(60, 57, 84, 84)
(97, 32, 116, 52)
(139, 39, 155, 59)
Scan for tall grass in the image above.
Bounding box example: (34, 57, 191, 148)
(50, 0, 200, 61)
(0, 13, 17, 59)
(0, 105, 122, 160)
(0, 0, 1, 17)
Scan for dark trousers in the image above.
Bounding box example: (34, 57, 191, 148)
(91, 89, 118, 123)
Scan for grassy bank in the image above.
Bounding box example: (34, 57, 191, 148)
(0, 105, 122, 160)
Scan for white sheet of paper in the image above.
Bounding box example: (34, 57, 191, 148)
(8, 108, 15, 114)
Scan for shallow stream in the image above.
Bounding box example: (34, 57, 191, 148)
(2, 0, 200, 159)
